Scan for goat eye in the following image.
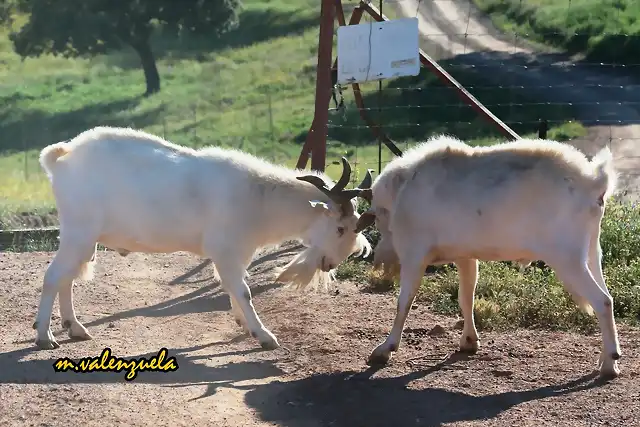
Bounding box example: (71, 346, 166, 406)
(337, 226, 345, 236)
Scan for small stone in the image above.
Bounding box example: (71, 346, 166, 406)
(428, 325, 446, 336)
(453, 319, 464, 330)
(491, 369, 513, 378)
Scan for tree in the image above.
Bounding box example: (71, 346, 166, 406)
(2, 0, 241, 95)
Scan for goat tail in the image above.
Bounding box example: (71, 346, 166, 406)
(39, 141, 70, 177)
(589, 145, 617, 202)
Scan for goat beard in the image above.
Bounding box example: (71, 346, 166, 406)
(274, 233, 372, 291)
(274, 247, 333, 291)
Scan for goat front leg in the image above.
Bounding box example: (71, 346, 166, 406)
(455, 258, 479, 353)
(229, 294, 249, 333)
(368, 249, 428, 365)
(212, 255, 279, 350)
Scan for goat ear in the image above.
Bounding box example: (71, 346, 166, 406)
(308, 200, 340, 217)
(355, 210, 376, 233)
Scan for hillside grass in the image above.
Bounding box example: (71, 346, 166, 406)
(336, 199, 640, 333)
(473, 0, 640, 65)
(0, 0, 585, 229)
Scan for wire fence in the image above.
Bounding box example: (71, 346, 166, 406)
(2, 0, 640, 232)
(326, 0, 640, 189)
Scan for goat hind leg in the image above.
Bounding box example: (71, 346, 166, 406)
(551, 256, 621, 379)
(587, 233, 621, 377)
(58, 244, 97, 340)
(34, 241, 94, 349)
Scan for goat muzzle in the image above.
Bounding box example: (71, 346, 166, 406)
(320, 256, 334, 272)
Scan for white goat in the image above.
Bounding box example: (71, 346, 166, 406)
(34, 126, 372, 351)
(354, 134, 622, 378)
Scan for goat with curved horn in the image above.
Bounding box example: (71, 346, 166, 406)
(297, 157, 365, 208)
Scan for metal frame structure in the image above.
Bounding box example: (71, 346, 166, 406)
(296, 0, 521, 172)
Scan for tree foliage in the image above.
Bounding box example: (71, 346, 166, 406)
(1, 0, 242, 94)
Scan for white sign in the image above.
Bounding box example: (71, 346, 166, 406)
(336, 17, 420, 85)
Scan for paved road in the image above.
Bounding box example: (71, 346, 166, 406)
(394, 0, 640, 200)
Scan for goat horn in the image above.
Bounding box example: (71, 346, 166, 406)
(357, 169, 373, 190)
(331, 157, 352, 192)
(297, 175, 330, 191)
(338, 189, 363, 200)
(297, 175, 347, 205)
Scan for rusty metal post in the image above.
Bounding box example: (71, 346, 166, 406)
(296, 0, 336, 172)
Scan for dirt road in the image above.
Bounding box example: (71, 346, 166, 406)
(396, 0, 640, 199)
(1, 245, 639, 426)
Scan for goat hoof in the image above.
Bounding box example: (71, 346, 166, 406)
(367, 353, 391, 366)
(598, 356, 620, 379)
(459, 346, 478, 355)
(64, 320, 92, 340)
(68, 328, 93, 341)
(459, 336, 479, 354)
(599, 365, 620, 380)
(35, 338, 60, 350)
(260, 339, 280, 351)
(367, 345, 392, 366)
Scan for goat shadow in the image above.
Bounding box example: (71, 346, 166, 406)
(245, 354, 609, 427)
(0, 341, 288, 401)
(15, 242, 304, 347)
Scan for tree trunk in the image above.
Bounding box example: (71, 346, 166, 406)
(131, 39, 160, 95)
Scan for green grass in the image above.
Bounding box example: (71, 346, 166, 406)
(337, 200, 640, 333)
(473, 0, 640, 64)
(0, 0, 585, 229)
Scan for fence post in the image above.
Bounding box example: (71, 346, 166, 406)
(193, 104, 197, 145)
(22, 121, 28, 180)
(268, 91, 275, 143)
(538, 118, 548, 139)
